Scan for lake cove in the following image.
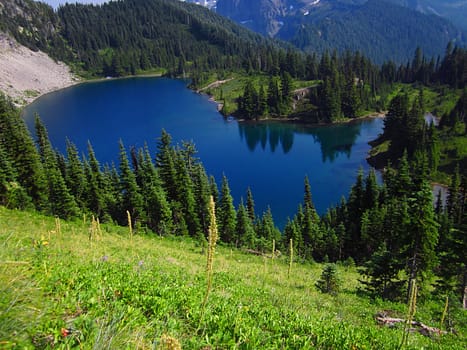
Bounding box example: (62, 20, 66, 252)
(23, 77, 384, 228)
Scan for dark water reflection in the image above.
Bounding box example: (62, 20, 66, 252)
(238, 121, 362, 162)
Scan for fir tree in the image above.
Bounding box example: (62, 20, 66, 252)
(218, 175, 237, 243)
(236, 200, 256, 248)
(0, 97, 48, 210)
(35, 116, 79, 219)
(118, 140, 144, 227)
(246, 187, 255, 223)
(65, 139, 88, 210)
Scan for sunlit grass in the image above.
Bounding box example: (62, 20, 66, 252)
(0, 206, 465, 349)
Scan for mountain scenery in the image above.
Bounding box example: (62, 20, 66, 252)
(384, 0, 467, 32)
(0, 0, 466, 348)
(216, 0, 466, 64)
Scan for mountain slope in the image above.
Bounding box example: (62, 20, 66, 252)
(385, 0, 467, 32)
(0, 0, 286, 78)
(56, 0, 284, 76)
(216, 0, 466, 63)
(0, 32, 77, 105)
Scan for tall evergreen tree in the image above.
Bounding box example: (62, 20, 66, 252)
(118, 140, 144, 226)
(218, 175, 237, 243)
(236, 200, 256, 248)
(65, 139, 88, 210)
(84, 142, 108, 220)
(246, 187, 255, 223)
(0, 96, 48, 210)
(35, 116, 79, 219)
(405, 180, 439, 296)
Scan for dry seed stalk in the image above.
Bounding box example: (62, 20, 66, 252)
(199, 196, 218, 328)
(399, 279, 417, 349)
(89, 215, 98, 242)
(96, 217, 102, 238)
(271, 239, 275, 260)
(288, 239, 293, 279)
(127, 210, 133, 240)
(440, 296, 449, 332)
(158, 334, 182, 350)
(55, 217, 61, 236)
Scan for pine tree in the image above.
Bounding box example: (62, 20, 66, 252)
(246, 187, 256, 223)
(267, 76, 281, 115)
(257, 207, 281, 251)
(209, 175, 219, 203)
(0, 143, 31, 209)
(405, 180, 439, 296)
(236, 200, 256, 248)
(359, 243, 405, 300)
(218, 175, 237, 243)
(118, 140, 144, 227)
(174, 147, 201, 238)
(65, 139, 88, 210)
(192, 163, 212, 239)
(139, 146, 173, 235)
(35, 116, 79, 219)
(316, 263, 341, 295)
(156, 129, 178, 202)
(284, 217, 302, 257)
(84, 142, 108, 220)
(0, 97, 48, 210)
(280, 71, 293, 113)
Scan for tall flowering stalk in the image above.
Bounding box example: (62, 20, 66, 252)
(200, 196, 218, 327)
(400, 279, 417, 349)
(127, 210, 133, 240)
(288, 239, 293, 279)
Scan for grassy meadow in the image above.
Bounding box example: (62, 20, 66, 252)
(0, 206, 465, 349)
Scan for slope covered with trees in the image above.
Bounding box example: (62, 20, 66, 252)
(56, 0, 286, 77)
(217, 0, 465, 64)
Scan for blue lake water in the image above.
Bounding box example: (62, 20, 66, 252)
(22, 77, 384, 228)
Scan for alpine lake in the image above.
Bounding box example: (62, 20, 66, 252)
(22, 77, 384, 228)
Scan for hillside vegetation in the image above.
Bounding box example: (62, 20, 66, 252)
(1, 206, 466, 348)
(216, 0, 466, 64)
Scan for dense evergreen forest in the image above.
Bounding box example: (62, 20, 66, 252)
(235, 45, 467, 124)
(0, 0, 286, 77)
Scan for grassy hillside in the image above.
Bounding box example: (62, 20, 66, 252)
(1, 206, 465, 349)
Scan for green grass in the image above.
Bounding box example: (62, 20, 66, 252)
(199, 73, 320, 116)
(0, 207, 465, 349)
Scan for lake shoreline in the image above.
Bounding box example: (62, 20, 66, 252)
(234, 112, 386, 128)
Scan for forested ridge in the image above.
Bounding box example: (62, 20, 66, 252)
(0, 0, 287, 78)
(282, 0, 466, 64)
(216, 0, 466, 64)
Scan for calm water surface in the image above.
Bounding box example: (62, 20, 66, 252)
(23, 77, 384, 227)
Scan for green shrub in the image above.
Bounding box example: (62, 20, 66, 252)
(316, 263, 341, 295)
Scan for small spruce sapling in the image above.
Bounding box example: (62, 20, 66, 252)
(316, 263, 341, 295)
